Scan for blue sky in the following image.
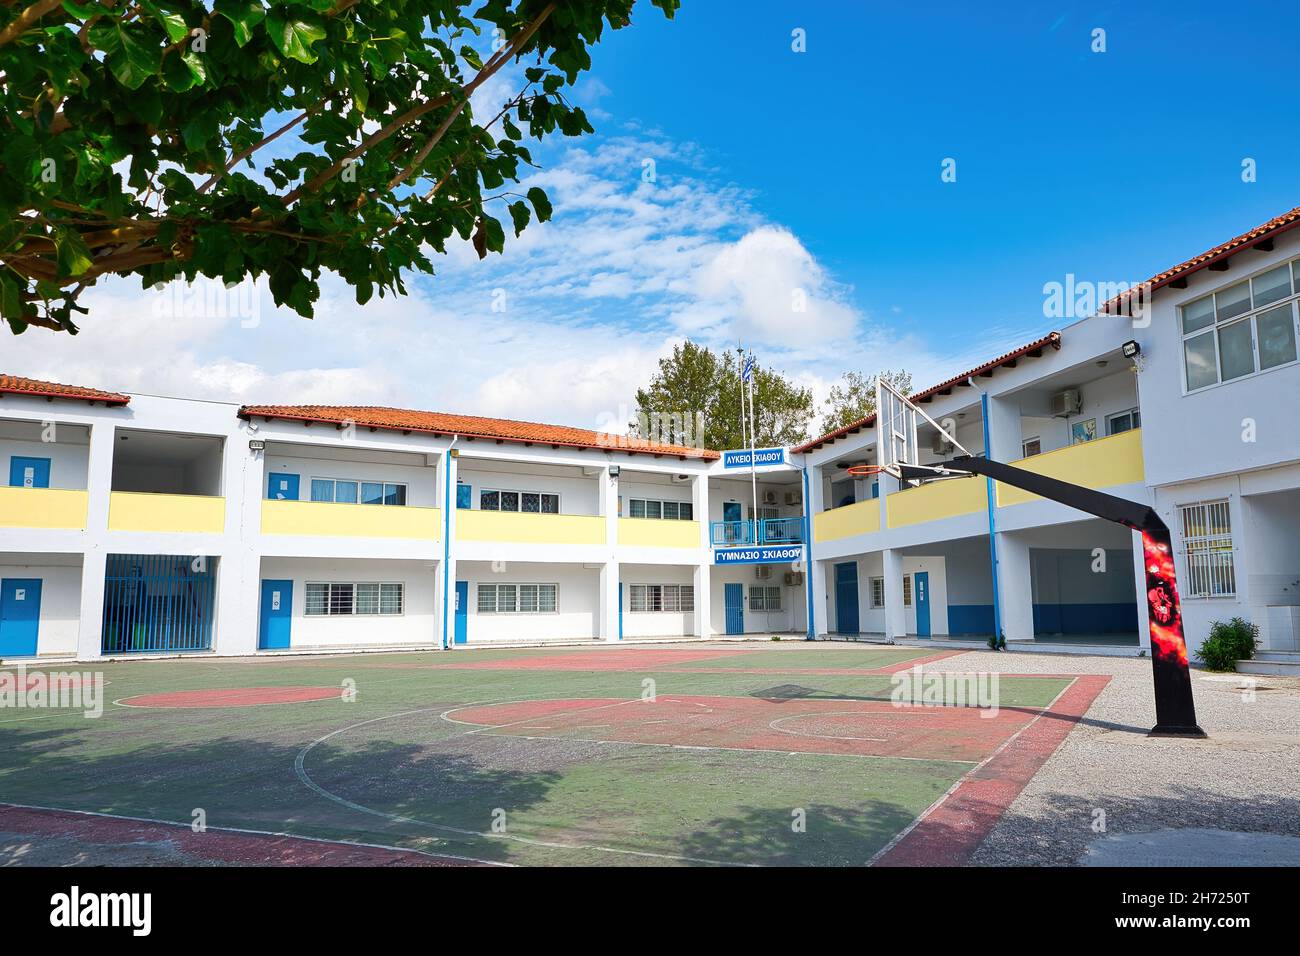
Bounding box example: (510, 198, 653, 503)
(11, 0, 1300, 435)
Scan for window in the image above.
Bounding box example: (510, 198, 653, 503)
(869, 577, 885, 608)
(749, 585, 781, 611)
(480, 489, 560, 513)
(628, 584, 694, 612)
(1021, 437, 1042, 457)
(1178, 500, 1236, 597)
(476, 583, 557, 613)
(1106, 408, 1141, 435)
(311, 478, 405, 506)
(305, 582, 404, 616)
(1180, 260, 1300, 391)
(902, 575, 912, 607)
(628, 498, 693, 520)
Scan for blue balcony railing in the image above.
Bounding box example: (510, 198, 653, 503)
(710, 518, 805, 547)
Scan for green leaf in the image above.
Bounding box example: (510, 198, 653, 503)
(526, 186, 552, 223)
(91, 22, 163, 91)
(0, 273, 23, 321)
(507, 200, 530, 236)
(481, 215, 504, 254)
(265, 9, 327, 64)
(214, 0, 267, 47)
(53, 229, 94, 277)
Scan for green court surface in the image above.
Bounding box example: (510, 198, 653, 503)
(0, 643, 1092, 867)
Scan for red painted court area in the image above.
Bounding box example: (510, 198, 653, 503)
(117, 686, 342, 709)
(450, 692, 1042, 763)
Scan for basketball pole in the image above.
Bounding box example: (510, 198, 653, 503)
(898, 457, 1206, 738)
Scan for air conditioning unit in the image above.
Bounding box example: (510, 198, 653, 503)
(784, 571, 804, 586)
(931, 432, 954, 455)
(755, 565, 772, 580)
(784, 489, 802, 506)
(1050, 388, 1082, 418)
(762, 489, 778, 505)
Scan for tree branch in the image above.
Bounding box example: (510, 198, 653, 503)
(0, 0, 63, 49)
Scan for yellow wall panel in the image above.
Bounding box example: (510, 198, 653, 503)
(261, 499, 440, 539)
(108, 492, 226, 534)
(997, 429, 1144, 507)
(0, 487, 89, 530)
(457, 509, 605, 545)
(813, 499, 880, 543)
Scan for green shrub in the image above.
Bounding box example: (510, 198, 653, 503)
(1195, 617, 1259, 671)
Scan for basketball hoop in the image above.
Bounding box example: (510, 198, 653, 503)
(845, 464, 890, 478)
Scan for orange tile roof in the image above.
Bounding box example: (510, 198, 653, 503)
(0, 373, 130, 406)
(238, 404, 720, 460)
(1103, 205, 1300, 313)
(792, 332, 1062, 454)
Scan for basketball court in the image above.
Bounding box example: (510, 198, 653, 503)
(0, 641, 1108, 866)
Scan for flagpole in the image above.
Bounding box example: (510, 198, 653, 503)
(736, 346, 748, 545)
(747, 352, 758, 545)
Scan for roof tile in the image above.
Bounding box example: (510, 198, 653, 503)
(0, 374, 130, 406)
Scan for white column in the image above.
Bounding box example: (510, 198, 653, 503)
(600, 464, 618, 548)
(217, 430, 264, 656)
(882, 548, 906, 639)
(807, 465, 829, 637)
(438, 448, 459, 648)
(692, 474, 712, 638)
(75, 421, 115, 660)
(598, 560, 620, 641)
(1131, 529, 1151, 652)
(997, 530, 1034, 642)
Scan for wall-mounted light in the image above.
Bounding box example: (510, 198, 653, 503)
(609, 465, 621, 477)
(1121, 340, 1141, 359)
(248, 439, 265, 451)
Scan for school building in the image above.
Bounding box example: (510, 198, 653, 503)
(1, 207, 1298, 672)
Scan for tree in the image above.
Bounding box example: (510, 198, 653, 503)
(634, 341, 815, 450)
(0, 0, 679, 333)
(820, 368, 912, 431)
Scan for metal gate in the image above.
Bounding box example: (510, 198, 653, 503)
(101, 554, 217, 653)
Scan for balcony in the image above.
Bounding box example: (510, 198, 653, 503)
(457, 509, 605, 545)
(811, 500, 879, 544)
(710, 517, 806, 547)
(261, 499, 441, 539)
(886, 475, 986, 528)
(108, 492, 226, 534)
(619, 518, 701, 549)
(996, 429, 1144, 507)
(0, 487, 89, 530)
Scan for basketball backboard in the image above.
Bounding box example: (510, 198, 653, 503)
(874, 376, 971, 481)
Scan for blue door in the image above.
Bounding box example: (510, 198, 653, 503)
(9, 456, 51, 488)
(0, 579, 42, 656)
(454, 581, 468, 644)
(724, 583, 744, 635)
(618, 583, 624, 640)
(259, 580, 293, 649)
(456, 483, 472, 509)
(834, 562, 859, 634)
(268, 473, 300, 500)
(915, 571, 931, 638)
(722, 502, 742, 522)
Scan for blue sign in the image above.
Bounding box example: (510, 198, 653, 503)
(714, 544, 804, 565)
(723, 447, 785, 469)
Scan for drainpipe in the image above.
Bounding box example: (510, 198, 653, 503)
(440, 435, 459, 650)
(971, 378, 1003, 646)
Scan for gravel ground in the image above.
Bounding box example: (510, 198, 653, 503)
(916, 649, 1300, 865)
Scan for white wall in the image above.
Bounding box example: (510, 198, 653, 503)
(620, 563, 694, 637)
(0, 420, 90, 489)
(459, 461, 599, 515)
(711, 562, 806, 634)
(0, 559, 83, 657)
(258, 557, 437, 648)
(458, 561, 599, 642)
(265, 449, 438, 506)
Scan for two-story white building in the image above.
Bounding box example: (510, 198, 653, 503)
(2, 206, 1297, 668)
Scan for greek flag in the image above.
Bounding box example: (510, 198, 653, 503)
(742, 355, 755, 382)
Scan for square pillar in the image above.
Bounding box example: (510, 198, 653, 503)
(437, 448, 459, 649)
(882, 548, 906, 639)
(996, 531, 1034, 642)
(693, 563, 712, 639)
(1131, 529, 1152, 652)
(599, 560, 620, 641)
(74, 421, 116, 660)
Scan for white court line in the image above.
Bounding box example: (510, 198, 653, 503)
(0, 800, 508, 867)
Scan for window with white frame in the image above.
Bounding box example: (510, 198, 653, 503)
(479, 489, 560, 513)
(305, 582, 404, 616)
(628, 584, 695, 612)
(1021, 436, 1042, 457)
(749, 585, 781, 611)
(628, 497, 693, 520)
(869, 577, 885, 608)
(477, 583, 558, 613)
(1180, 261, 1300, 392)
(1178, 500, 1236, 597)
(1107, 408, 1141, 435)
(311, 478, 407, 505)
